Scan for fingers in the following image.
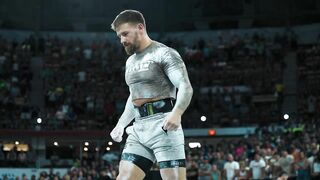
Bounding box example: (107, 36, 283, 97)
(163, 117, 179, 131)
(163, 121, 179, 131)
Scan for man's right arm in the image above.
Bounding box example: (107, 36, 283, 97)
(117, 94, 136, 127)
(110, 94, 135, 142)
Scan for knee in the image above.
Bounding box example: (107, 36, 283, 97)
(116, 169, 130, 180)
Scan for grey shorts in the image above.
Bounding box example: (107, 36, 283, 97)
(122, 112, 185, 163)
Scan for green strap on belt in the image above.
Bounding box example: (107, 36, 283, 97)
(147, 104, 154, 115)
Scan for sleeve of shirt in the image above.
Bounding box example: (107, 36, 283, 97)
(235, 162, 240, 170)
(249, 161, 253, 168)
(161, 48, 185, 74)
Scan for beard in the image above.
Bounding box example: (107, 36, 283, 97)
(124, 44, 137, 55)
(124, 32, 139, 55)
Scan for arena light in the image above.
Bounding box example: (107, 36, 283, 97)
(108, 141, 113, 146)
(84, 147, 88, 151)
(3, 144, 14, 151)
(54, 142, 58, 146)
(15, 141, 19, 145)
(188, 142, 201, 149)
(37, 118, 42, 124)
(95, 147, 99, 152)
(208, 129, 216, 136)
(283, 114, 289, 120)
(200, 116, 207, 122)
(106, 147, 111, 151)
(84, 142, 89, 146)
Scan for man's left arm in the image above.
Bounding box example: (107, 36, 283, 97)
(162, 49, 193, 131)
(168, 64, 193, 115)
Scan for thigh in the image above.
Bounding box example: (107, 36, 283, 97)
(123, 125, 156, 161)
(160, 167, 186, 180)
(152, 128, 186, 162)
(139, 114, 185, 162)
(121, 126, 155, 175)
(117, 160, 146, 180)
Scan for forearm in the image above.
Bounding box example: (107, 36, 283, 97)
(168, 66, 193, 115)
(173, 81, 193, 115)
(116, 95, 135, 127)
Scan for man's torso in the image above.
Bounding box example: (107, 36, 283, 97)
(125, 41, 183, 103)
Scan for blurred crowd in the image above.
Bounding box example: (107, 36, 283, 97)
(185, 119, 320, 180)
(1, 120, 320, 180)
(169, 32, 287, 127)
(1, 30, 320, 179)
(0, 36, 35, 129)
(0, 30, 301, 130)
(297, 43, 320, 123)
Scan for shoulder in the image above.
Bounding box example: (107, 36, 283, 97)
(152, 41, 179, 57)
(233, 161, 240, 166)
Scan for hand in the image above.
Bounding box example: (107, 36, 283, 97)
(162, 111, 182, 131)
(110, 125, 124, 142)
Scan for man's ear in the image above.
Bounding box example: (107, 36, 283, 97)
(137, 23, 144, 31)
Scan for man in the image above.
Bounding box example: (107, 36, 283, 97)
(212, 152, 226, 172)
(186, 160, 199, 180)
(223, 154, 239, 180)
(109, 10, 193, 180)
(249, 153, 266, 179)
(198, 156, 212, 180)
(278, 150, 293, 176)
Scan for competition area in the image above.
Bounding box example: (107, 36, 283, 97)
(1, 24, 320, 179)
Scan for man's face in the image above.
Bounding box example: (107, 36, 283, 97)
(282, 151, 288, 157)
(254, 154, 260, 161)
(115, 23, 141, 55)
(227, 155, 233, 162)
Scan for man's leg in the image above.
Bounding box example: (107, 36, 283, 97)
(117, 160, 146, 180)
(117, 124, 155, 180)
(149, 117, 186, 180)
(160, 167, 186, 180)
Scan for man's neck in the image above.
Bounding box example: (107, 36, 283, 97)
(138, 36, 152, 52)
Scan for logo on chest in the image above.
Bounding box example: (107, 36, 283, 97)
(126, 60, 154, 73)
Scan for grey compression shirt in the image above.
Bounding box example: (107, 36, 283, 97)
(115, 41, 192, 127)
(125, 41, 186, 101)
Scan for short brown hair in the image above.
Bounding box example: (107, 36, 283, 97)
(111, 10, 146, 31)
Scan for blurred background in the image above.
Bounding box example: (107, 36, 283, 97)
(0, 0, 319, 179)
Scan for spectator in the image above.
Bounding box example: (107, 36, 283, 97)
(294, 151, 310, 180)
(198, 157, 212, 180)
(223, 154, 239, 180)
(186, 160, 198, 180)
(249, 153, 266, 179)
(211, 164, 221, 180)
(278, 150, 294, 176)
(211, 152, 226, 172)
(238, 161, 249, 179)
